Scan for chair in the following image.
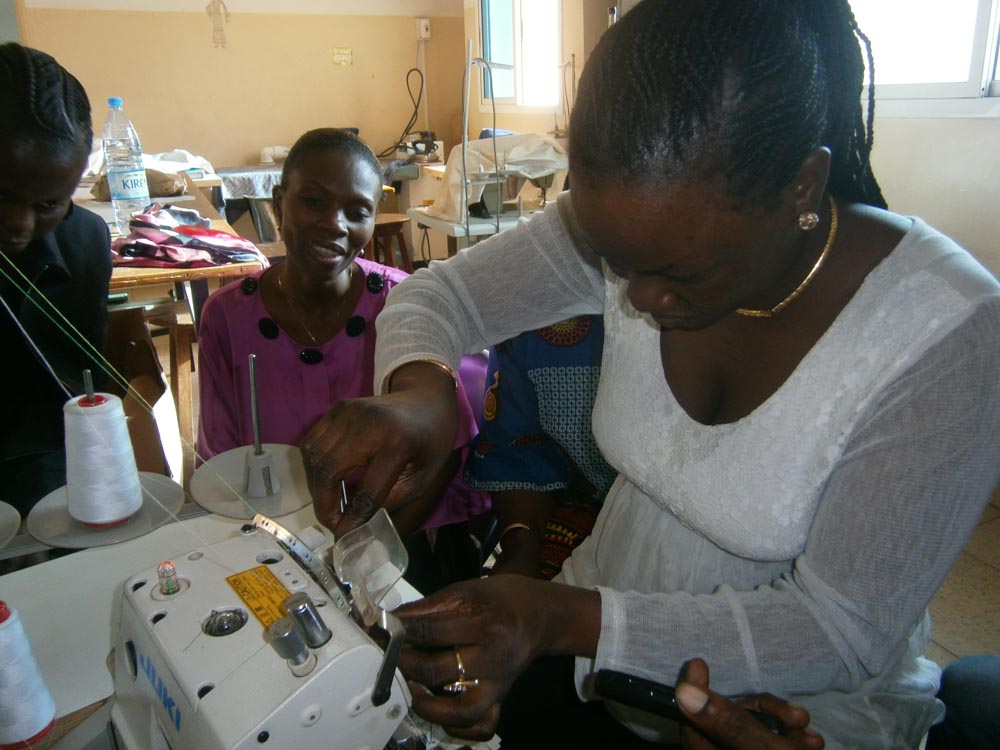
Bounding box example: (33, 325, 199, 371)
(104, 307, 184, 482)
(366, 213, 414, 272)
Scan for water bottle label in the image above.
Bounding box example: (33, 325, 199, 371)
(107, 169, 148, 201)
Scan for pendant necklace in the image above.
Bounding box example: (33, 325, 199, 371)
(276, 265, 354, 344)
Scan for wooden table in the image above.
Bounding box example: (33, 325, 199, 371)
(109, 259, 261, 291)
(103, 174, 265, 487)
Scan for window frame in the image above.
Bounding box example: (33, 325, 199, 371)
(478, 0, 563, 114)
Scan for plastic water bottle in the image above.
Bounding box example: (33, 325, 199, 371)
(102, 97, 149, 234)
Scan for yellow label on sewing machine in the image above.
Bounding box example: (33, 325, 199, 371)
(226, 566, 290, 629)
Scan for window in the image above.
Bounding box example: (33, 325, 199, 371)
(850, 0, 1000, 100)
(480, 0, 561, 108)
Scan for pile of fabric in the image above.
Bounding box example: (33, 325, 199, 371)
(111, 205, 269, 268)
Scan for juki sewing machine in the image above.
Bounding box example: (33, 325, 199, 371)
(110, 510, 431, 750)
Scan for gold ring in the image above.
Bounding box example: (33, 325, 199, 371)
(443, 648, 478, 694)
(442, 678, 480, 694)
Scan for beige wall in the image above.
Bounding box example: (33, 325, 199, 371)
(26, 2, 999, 273)
(870, 117, 1000, 275)
(21, 7, 466, 167)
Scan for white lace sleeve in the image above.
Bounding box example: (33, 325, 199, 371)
(594, 302, 1000, 697)
(373, 194, 605, 391)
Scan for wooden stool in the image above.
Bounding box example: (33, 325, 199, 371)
(366, 213, 414, 272)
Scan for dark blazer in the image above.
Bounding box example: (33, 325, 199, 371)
(1, 204, 111, 509)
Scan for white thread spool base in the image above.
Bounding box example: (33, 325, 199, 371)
(25, 473, 184, 549)
(0, 502, 20, 550)
(189, 444, 311, 520)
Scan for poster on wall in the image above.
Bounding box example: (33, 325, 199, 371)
(206, 0, 230, 47)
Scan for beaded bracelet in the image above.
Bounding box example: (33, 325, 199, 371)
(382, 358, 458, 394)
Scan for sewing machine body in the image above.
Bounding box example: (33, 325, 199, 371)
(111, 523, 410, 750)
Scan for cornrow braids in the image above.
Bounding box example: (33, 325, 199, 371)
(0, 42, 92, 154)
(280, 128, 383, 199)
(569, 0, 886, 209)
(808, 0, 886, 208)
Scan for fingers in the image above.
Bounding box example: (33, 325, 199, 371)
(399, 645, 466, 690)
(678, 657, 711, 689)
(408, 683, 501, 741)
(331, 455, 406, 536)
(676, 679, 824, 750)
(300, 407, 409, 536)
(743, 693, 814, 733)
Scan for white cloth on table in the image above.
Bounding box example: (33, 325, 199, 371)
(372, 193, 1000, 749)
(217, 165, 284, 201)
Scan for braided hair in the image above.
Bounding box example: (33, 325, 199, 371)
(0, 42, 92, 157)
(569, 0, 886, 209)
(280, 128, 383, 201)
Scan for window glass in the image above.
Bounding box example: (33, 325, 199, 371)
(850, 0, 980, 84)
(481, 0, 515, 99)
(520, 0, 560, 106)
(480, 0, 560, 107)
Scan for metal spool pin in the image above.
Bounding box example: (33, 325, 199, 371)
(83, 369, 96, 404)
(249, 354, 263, 456)
(243, 354, 279, 497)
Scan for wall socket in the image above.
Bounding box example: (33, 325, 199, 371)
(416, 18, 431, 40)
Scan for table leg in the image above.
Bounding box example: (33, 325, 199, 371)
(168, 321, 195, 488)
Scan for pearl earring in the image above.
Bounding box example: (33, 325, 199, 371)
(798, 211, 820, 231)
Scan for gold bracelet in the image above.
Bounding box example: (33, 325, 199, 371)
(381, 358, 458, 394)
(498, 522, 538, 546)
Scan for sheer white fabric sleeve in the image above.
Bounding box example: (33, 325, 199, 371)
(593, 302, 1000, 697)
(373, 194, 605, 391)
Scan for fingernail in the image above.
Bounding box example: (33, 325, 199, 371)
(676, 683, 709, 714)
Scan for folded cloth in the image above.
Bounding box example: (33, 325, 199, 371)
(112, 206, 270, 268)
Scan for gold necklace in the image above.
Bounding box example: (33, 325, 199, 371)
(736, 195, 838, 318)
(276, 265, 354, 344)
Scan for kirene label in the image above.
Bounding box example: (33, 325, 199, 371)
(108, 169, 148, 200)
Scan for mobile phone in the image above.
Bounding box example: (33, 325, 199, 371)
(593, 669, 785, 735)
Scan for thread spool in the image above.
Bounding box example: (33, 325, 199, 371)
(0, 601, 55, 748)
(63, 392, 142, 526)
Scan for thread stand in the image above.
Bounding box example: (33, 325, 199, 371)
(189, 445, 310, 520)
(0, 502, 21, 550)
(188, 354, 310, 520)
(25, 473, 185, 549)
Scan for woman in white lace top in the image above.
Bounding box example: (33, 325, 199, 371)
(299, 2, 1000, 747)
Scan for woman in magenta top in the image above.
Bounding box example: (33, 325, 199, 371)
(196, 128, 489, 543)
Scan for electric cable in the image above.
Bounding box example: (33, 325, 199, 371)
(377, 67, 425, 159)
(420, 227, 431, 264)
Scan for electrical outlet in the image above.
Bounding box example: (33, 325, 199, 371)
(416, 18, 431, 40)
(332, 47, 353, 66)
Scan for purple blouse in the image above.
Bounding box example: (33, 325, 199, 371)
(196, 257, 490, 529)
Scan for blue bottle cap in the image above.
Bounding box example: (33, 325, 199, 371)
(107, 97, 123, 108)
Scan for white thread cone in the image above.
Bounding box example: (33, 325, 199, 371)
(64, 393, 143, 525)
(0, 601, 55, 746)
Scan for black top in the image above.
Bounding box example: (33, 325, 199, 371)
(1, 204, 112, 490)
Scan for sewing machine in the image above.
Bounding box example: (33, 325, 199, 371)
(110, 511, 417, 750)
